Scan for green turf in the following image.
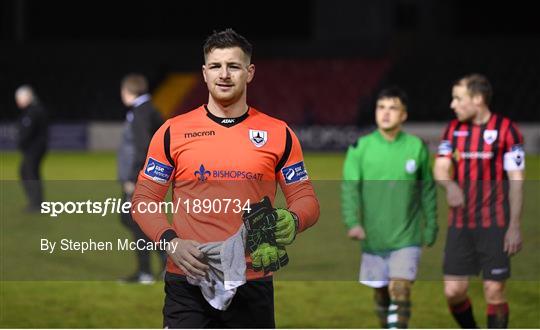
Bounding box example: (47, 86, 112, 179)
(1, 151, 539, 328)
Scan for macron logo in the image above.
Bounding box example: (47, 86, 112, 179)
(221, 119, 235, 124)
(184, 130, 216, 139)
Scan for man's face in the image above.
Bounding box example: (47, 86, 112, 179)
(120, 87, 134, 107)
(202, 47, 254, 106)
(15, 92, 31, 109)
(451, 84, 481, 122)
(375, 97, 407, 131)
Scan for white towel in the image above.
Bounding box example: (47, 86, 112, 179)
(187, 225, 248, 310)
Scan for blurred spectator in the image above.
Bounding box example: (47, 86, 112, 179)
(15, 85, 48, 212)
(117, 73, 166, 283)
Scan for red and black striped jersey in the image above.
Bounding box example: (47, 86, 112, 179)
(437, 113, 525, 229)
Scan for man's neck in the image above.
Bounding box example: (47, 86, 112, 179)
(207, 98, 247, 118)
(472, 107, 491, 125)
(131, 94, 150, 108)
(378, 127, 401, 141)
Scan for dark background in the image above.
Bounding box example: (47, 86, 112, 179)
(2, 0, 539, 123)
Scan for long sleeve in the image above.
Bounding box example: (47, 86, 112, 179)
(131, 121, 177, 243)
(277, 127, 320, 233)
(419, 142, 438, 232)
(341, 144, 361, 229)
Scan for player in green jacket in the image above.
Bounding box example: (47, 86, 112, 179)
(342, 87, 437, 329)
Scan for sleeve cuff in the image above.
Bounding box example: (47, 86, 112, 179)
(291, 211, 300, 237)
(160, 229, 178, 243)
(345, 220, 360, 230)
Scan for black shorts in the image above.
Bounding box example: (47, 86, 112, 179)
(443, 226, 510, 281)
(163, 273, 275, 328)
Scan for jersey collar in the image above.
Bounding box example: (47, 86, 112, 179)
(375, 129, 403, 143)
(204, 105, 250, 128)
(132, 94, 151, 108)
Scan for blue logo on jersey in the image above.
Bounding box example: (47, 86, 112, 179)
(281, 161, 308, 185)
(438, 140, 452, 155)
(193, 164, 264, 181)
(511, 144, 524, 152)
(144, 158, 173, 183)
(194, 164, 211, 182)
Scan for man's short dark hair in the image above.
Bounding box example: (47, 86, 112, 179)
(203, 28, 252, 62)
(454, 73, 493, 106)
(377, 86, 409, 110)
(121, 73, 148, 96)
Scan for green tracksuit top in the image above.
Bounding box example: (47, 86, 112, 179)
(341, 130, 437, 254)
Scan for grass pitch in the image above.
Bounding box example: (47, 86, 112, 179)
(1, 151, 539, 328)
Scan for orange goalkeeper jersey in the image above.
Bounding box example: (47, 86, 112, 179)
(131, 105, 320, 279)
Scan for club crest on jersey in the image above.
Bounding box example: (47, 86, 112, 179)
(405, 159, 417, 174)
(249, 129, 268, 147)
(483, 130, 498, 145)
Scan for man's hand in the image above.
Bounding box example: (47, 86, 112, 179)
(504, 225, 522, 256)
(275, 209, 298, 246)
(242, 197, 278, 252)
(445, 182, 464, 208)
(243, 196, 289, 273)
(347, 225, 366, 240)
(506, 170, 523, 256)
(251, 243, 289, 273)
(123, 181, 135, 195)
(166, 238, 209, 278)
(423, 226, 438, 247)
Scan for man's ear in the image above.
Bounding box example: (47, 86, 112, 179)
(401, 109, 408, 122)
(472, 94, 484, 105)
(201, 64, 208, 82)
(202, 65, 208, 83)
(247, 64, 255, 83)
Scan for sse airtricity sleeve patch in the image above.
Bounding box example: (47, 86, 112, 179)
(503, 144, 525, 171)
(281, 161, 309, 185)
(438, 140, 453, 156)
(144, 157, 174, 183)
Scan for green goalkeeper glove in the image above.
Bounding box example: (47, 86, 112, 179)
(250, 243, 289, 273)
(243, 196, 289, 273)
(275, 209, 299, 246)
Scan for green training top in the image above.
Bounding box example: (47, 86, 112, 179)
(341, 130, 437, 254)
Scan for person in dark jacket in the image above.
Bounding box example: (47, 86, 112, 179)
(118, 73, 166, 283)
(15, 85, 48, 212)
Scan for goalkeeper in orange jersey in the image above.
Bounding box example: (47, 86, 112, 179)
(131, 29, 319, 328)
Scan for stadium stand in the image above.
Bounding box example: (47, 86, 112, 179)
(177, 59, 392, 125)
(2, 39, 539, 125)
(377, 39, 540, 122)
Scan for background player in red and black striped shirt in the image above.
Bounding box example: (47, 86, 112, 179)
(434, 74, 525, 328)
